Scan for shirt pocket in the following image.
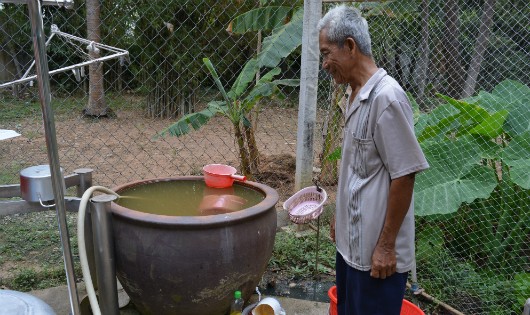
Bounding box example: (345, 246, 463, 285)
(350, 135, 379, 179)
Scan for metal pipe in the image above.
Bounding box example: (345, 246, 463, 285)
(0, 0, 73, 8)
(0, 197, 81, 217)
(314, 216, 321, 279)
(73, 168, 93, 197)
(90, 194, 120, 315)
(26, 0, 80, 314)
(0, 184, 20, 198)
(20, 32, 56, 81)
(53, 29, 128, 53)
(0, 51, 128, 89)
(76, 169, 97, 294)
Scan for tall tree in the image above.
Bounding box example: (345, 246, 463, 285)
(440, 0, 465, 98)
(84, 0, 110, 117)
(414, 0, 430, 103)
(461, 0, 497, 98)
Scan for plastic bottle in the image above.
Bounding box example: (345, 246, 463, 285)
(230, 290, 244, 315)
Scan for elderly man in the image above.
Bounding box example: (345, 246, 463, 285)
(318, 5, 429, 315)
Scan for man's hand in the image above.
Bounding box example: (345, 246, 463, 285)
(370, 173, 416, 279)
(370, 242, 397, 279)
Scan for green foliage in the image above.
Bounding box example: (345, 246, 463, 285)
(416, 225, 526, 314)
(3, 267, 71, 292)
(268, 229, 335, 279)
(415, 80, 530, 216)
(414, 80, 529, 312)
(228, 6, 293, 34)
(0, 98, 41, 123)
(514, 273, 530, 307)
(158, 58, 299, 138)
(256, 8, 304, 69)
(0, 95, 137, 124)
(0, 161, 25, 185)
(10, 269, 39, 291)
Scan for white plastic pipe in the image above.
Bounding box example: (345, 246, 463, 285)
(77, 186, 119, 315)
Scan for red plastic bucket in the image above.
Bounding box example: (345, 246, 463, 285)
(202, 164, 246, 188)
(328, 286, 338, 315)
(328, 286, 425, 315)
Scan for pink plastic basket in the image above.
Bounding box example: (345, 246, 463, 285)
(283, 186, 327, 224)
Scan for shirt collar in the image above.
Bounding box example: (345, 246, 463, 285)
(356, 68, 387, 101)
(345, 68, 387, 122)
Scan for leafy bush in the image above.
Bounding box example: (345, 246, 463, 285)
(413, 79, 529, 314)
(269, 227, 335, 279)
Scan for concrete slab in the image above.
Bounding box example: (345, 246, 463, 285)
(28, 284, 330, 315)
(271, 296, 330, 315)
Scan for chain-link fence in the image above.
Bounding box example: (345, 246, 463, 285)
(0, 0, 528, 314)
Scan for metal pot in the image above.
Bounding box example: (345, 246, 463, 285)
(0, 290, 56, 315)
(20, 165, 65, 203)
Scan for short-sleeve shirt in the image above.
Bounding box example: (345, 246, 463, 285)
(335, 68, 429, 273)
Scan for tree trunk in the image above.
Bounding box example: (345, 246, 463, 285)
(234, 122, 252, 178)
(243, 123, 259, 177)
(440, 0, 465, 98)
(415, 0, 430, 104)
(85, 0, 109, 117)
(461, 0, 497, 98)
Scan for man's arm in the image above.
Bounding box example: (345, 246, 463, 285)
(370, 172, 416, 279)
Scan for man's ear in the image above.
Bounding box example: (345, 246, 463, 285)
(345, 37, 356, 54)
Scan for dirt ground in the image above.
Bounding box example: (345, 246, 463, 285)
(1, 96, 339, 203)
(2, 104, 305, 194)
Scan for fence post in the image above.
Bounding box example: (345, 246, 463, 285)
(295, 0, 322, 192)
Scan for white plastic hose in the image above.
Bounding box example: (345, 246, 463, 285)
(77, 186, 119, 315)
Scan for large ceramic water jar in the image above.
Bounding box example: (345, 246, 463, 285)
(110, 177, 278, 315)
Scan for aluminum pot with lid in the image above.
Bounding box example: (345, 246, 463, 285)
(20, 165, 65, 203)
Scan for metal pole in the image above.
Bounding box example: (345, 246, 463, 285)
(74, 168, 93, 197)
(0, 51, 129, 89)
(1, 0, 73, 8)
(70, 168, 96, 284)
(314, 216, 321, 279)
(26, 1, 80, 314)
(90, 194, 120, 315)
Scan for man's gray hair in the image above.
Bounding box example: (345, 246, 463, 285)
(317, 5, 372, 57)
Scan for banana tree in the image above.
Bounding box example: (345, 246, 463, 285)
(158, 58, 299, 178)
(228, 1, 416, 79)
(230, 1, 422, 181)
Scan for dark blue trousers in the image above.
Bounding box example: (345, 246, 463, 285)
(336, 251, 408, 315)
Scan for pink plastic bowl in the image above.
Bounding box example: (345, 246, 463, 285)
(202, 164, 246, 188)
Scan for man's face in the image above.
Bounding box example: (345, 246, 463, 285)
(319, 29, 353, 84)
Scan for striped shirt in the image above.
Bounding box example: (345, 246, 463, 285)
(335, 68, 429, 272)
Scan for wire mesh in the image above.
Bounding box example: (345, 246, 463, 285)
(0, 1, 528, 314)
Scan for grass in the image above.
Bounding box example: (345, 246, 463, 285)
(416, 227, 526, 315)
(0, 97, 42, 123)
(269, 205, 336, 279)
(0, 93, 144, 125)
(0, 211, 80, 291)
(0, 161, 26, 185)
(269, 226, 336, 279)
